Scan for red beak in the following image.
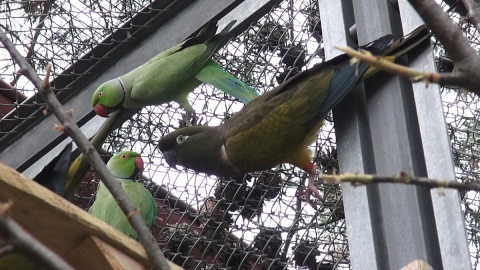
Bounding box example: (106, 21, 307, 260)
(94, 104, 110, 117)
(134, 156, 144, 172)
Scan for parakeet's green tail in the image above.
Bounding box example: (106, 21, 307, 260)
(195, 59, 259, 103)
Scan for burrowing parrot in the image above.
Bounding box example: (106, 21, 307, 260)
(92, 20, 258, 117)
(158, 25, 431, 207)
(88, 151, 157, 238)
(34, 143, 72, 196)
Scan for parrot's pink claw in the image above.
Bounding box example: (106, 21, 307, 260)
(304, 173, 323, 210)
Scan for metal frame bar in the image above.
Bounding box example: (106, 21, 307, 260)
(320, 0, 470, 269)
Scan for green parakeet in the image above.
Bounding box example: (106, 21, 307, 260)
(88, 151, 157, 239)
(158, 26, 431, 207)
(92, 20, 258, 117)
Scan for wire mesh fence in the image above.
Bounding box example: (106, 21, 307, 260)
(0, 0, 479, 269)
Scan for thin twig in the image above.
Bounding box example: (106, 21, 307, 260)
(0, 29, 170, 270)
(320, 172, 479, 192)
(11, 0, 51, 86)
(336, 43, 480, 96)
(0, 201, 74, 270)
(336, 45, 440, 84)
(407, 0, 480, 96)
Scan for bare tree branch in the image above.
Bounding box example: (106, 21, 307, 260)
(10, 0, 51, 86)
(407, 0, 480, 96)
(320, 173, 479, 192)
(336, 45, 440, 83)
(0, 29, 170, 270)
(0, 201, 74, 270)
(462, 0, 480, 32)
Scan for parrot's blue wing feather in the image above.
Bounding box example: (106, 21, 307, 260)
(51, 143, 72, 196)
(195, 59, 259, 104)
(34, 143, 72, 196)
(310, 36, 393, 126)
(313, 25, 430, 125)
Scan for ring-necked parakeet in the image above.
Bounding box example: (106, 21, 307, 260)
(88, 151, 157, 239)
(158, 26, 431, 207)
(92, 20, 258, 117)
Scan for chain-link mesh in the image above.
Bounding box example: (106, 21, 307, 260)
(1, 0, 479, 269)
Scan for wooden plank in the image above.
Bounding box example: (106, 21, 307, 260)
(0, 162, 182, 269)
(65, 236, 144, 270)
(400, 260, 433, 270)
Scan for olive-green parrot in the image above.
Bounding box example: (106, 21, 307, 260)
(64, 110, 130, 200)
(92, 20, 258, 117)
(34, 143, 72, 196)
(88, 151, 157, 239)
(158, 26, 431, 207)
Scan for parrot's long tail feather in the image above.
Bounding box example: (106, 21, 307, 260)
(195, 59, 259, 103)
(308, 24, 431, 126)
(382, 25, 431, 58)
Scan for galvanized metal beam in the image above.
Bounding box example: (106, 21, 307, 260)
(398, 1, 471, 269)
(320, 0, 470, 269)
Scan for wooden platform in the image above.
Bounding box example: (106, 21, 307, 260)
(0, 162, 182, 270)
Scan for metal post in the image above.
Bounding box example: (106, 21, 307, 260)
(320, 0, 470, 269)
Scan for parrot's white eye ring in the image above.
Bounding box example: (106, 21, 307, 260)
(176, 135, 188, 144)
(98, 92, 103, 97)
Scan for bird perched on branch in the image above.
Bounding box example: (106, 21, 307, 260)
(89, 151, 157, 239)
(158, 25, 431, 208)
(92, 20, 258, 117)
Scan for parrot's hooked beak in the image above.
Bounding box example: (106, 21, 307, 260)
(94, 104, 113, 118)
(161, 149, 178, 170)
(134, 156, 145, 173)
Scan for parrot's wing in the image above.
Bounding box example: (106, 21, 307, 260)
(34, 143, 72, 196)
(89, 182, 129, 234)
(189, 20, 236, 75)
(89, 180, 156, 239)
(145, 22, 219, 65)
(195, 59, 258, 104)
(123, 181, 157, 229)
(144, 23, 217, 66)
(223, 36, 395, 170)
(224, 69, 335, 171)
(146, 21, 235, 75)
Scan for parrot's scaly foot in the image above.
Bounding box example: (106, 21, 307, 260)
(305, 173, 323, 209)
(179, 111, 198, 128)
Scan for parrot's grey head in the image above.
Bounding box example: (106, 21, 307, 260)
(92, 78, 125, 117)
(158, 125, 233, 176)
